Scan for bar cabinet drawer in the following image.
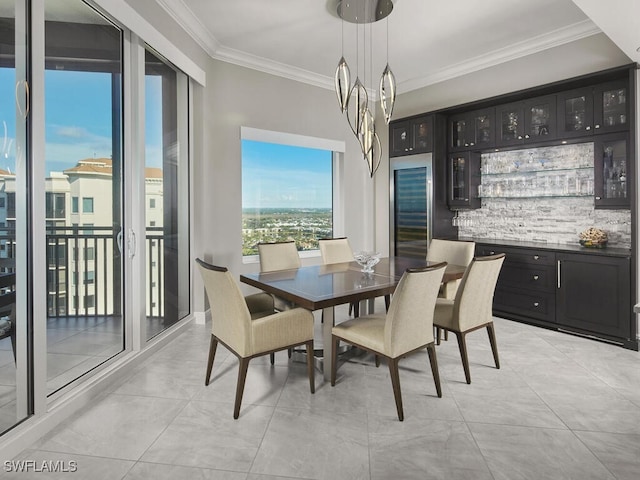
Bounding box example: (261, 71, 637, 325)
(476, 245, 555, 266)
(498, 263, 556, 292)
(494, 288, 556, 322)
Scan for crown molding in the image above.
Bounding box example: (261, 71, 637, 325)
(398, 19, 601, 93)
(156, 2, 601, 95)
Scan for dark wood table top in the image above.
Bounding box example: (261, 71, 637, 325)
(240, 256, 466, 312)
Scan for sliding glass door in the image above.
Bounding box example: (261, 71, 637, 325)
(43, 0, 124, 394)
(144, 48, 189, 340)
(0, 0, 30, 433)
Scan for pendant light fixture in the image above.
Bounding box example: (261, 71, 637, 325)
(334, 0, 395, 178)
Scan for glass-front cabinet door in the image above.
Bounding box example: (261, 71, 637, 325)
(449, 113, 469, 151)
(594, 133, 629, 209)
(524, 95, 556, 141)
(593, 80, 628, 134)
(413, 116, 432, 153)
(447, 152, 480, 209)
(497, 102, 524, 147)
(557, 88, 594, 138)
(472, 108, 495, 149)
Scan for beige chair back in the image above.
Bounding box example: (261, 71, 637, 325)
(454, 254, 505, 332)
(258, 241, 301, 272)
(384, 262, 446, 357)
(196, 259, 252, 357)
(319, 237, 354, 264)
(426, 239, 475, 267)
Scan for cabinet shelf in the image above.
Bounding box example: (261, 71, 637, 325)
(478, 193, 592, 199)
(481, 166, 592, 177)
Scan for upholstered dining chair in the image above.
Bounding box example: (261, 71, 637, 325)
(319, 237, 390, 316)
(426, 239, 475, 300)
(427, 239, 475, 342)
(433, 253, 505, 384)
(257, 240, 303, 362)
(196, 258, 315, 419)
(330, 262, 447, 421)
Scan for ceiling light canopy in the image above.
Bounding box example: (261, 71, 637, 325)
(334, 0, 396, 178)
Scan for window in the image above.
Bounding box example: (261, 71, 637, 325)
(72, 196, 78, 213)
(150, 221, 156, 227)
(84, 271, 95, 285)
(82, 197, 94, 213)
(150, 198, 156, 209)
(241, 136, 335, 256)
(0, 198, 5, 208)
(85, 294, 95, 308)
(83, 223, 94, 235)
(85, 247, 94, 261)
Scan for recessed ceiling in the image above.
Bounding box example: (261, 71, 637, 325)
(156, 0, 603, 94)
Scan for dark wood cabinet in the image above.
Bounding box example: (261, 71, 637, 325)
(557, 81, 630, 138)
(390, 115, 433, 157)
(496, 96, 556, 147)
(593, 80, 629, 134)
(476, 242, 635, 349)
(594, 132, 630, 208)
(447, 151, 480, 209)
(448, 108, 495, 151)
(556, 253, 630, 340)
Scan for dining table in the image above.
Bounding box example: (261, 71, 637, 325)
(240, 256, 466, 380)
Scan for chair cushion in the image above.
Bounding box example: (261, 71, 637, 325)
(433, 299, 456, 331)
(332, 315, 386, 353)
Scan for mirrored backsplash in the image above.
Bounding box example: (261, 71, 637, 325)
(456, 143, 632, 248)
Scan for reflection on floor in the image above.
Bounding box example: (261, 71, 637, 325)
(2, 301, 640, 479)
(0, 316, 168, 434)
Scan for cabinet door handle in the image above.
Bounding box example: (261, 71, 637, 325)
(533, 302, 539, 307)
(525, 134, 530, 139)
(586, 126, 591, 131)
(533, 255, 539, 260)
(557, 260, 561, 288)
(517, 135, 523, 139)
(595, 196, 601, 200)
(533, 275, 539, 281)
(489, 251, 495, 255)
(595, 124, 600, 129)
(470, 142, 475, 146)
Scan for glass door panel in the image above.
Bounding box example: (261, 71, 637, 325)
(497, 103, 523, 146)
(394, 167, 428, 258)
(0, 0, 31, 433)
(525, 96, 555, 140)
(144, 48, 190, 340)
(595, 134, 629, 208)
(595, 81, 628, 134)
(44, 0, 124, 394)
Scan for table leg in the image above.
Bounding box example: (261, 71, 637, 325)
(322, 306, 334, 381)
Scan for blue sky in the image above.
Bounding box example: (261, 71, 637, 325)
(0, 68, 163, 175)
(242, 140, 332, 209)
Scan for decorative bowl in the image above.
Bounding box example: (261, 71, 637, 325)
(353, 252, 381, 273)
(579, 239, 608, 249)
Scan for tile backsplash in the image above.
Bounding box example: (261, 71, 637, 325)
(456, 143, 632, 248)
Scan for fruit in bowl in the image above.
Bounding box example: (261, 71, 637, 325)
(579, 227, 608, 248)
(353, 252, 381, 273)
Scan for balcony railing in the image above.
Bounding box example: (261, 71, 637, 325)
(0, 226, 164, 318)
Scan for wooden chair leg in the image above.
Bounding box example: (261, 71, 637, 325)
(455, 331, 471, 384)
(388, 357, 404, 421)
(486, 322, 500, 369)
(306, 340, 315, 394)
(374, 355, 380, 367)
(348, 302, 353, 316)
(270, 352, 275, 365)
(435, 326, 441, 346)
(426, 343, 442, 398)
(233, 357, 250, 419)
(330, 335, 340, 386)
(353, 302, 359, 318)
(443, 330, 449, 341)
(205, 335, 218, 386)
(384, 294, 391, 312)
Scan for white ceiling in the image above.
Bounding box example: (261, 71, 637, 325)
(155, 0, 637, 95)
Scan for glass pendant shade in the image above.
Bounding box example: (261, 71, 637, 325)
(334, 56, 351, 113)
(359, 107, 375, 156)
(365, 132, 382, 177)
(346, 77, 368, 137)
(380, 63, 396, 125)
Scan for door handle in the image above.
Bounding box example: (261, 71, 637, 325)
(127, 229, 136, 259)
(557, 260, 561, 288)
(116, 228, 124, 255)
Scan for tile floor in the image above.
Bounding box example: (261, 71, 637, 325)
(2, 303, 640, 479)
